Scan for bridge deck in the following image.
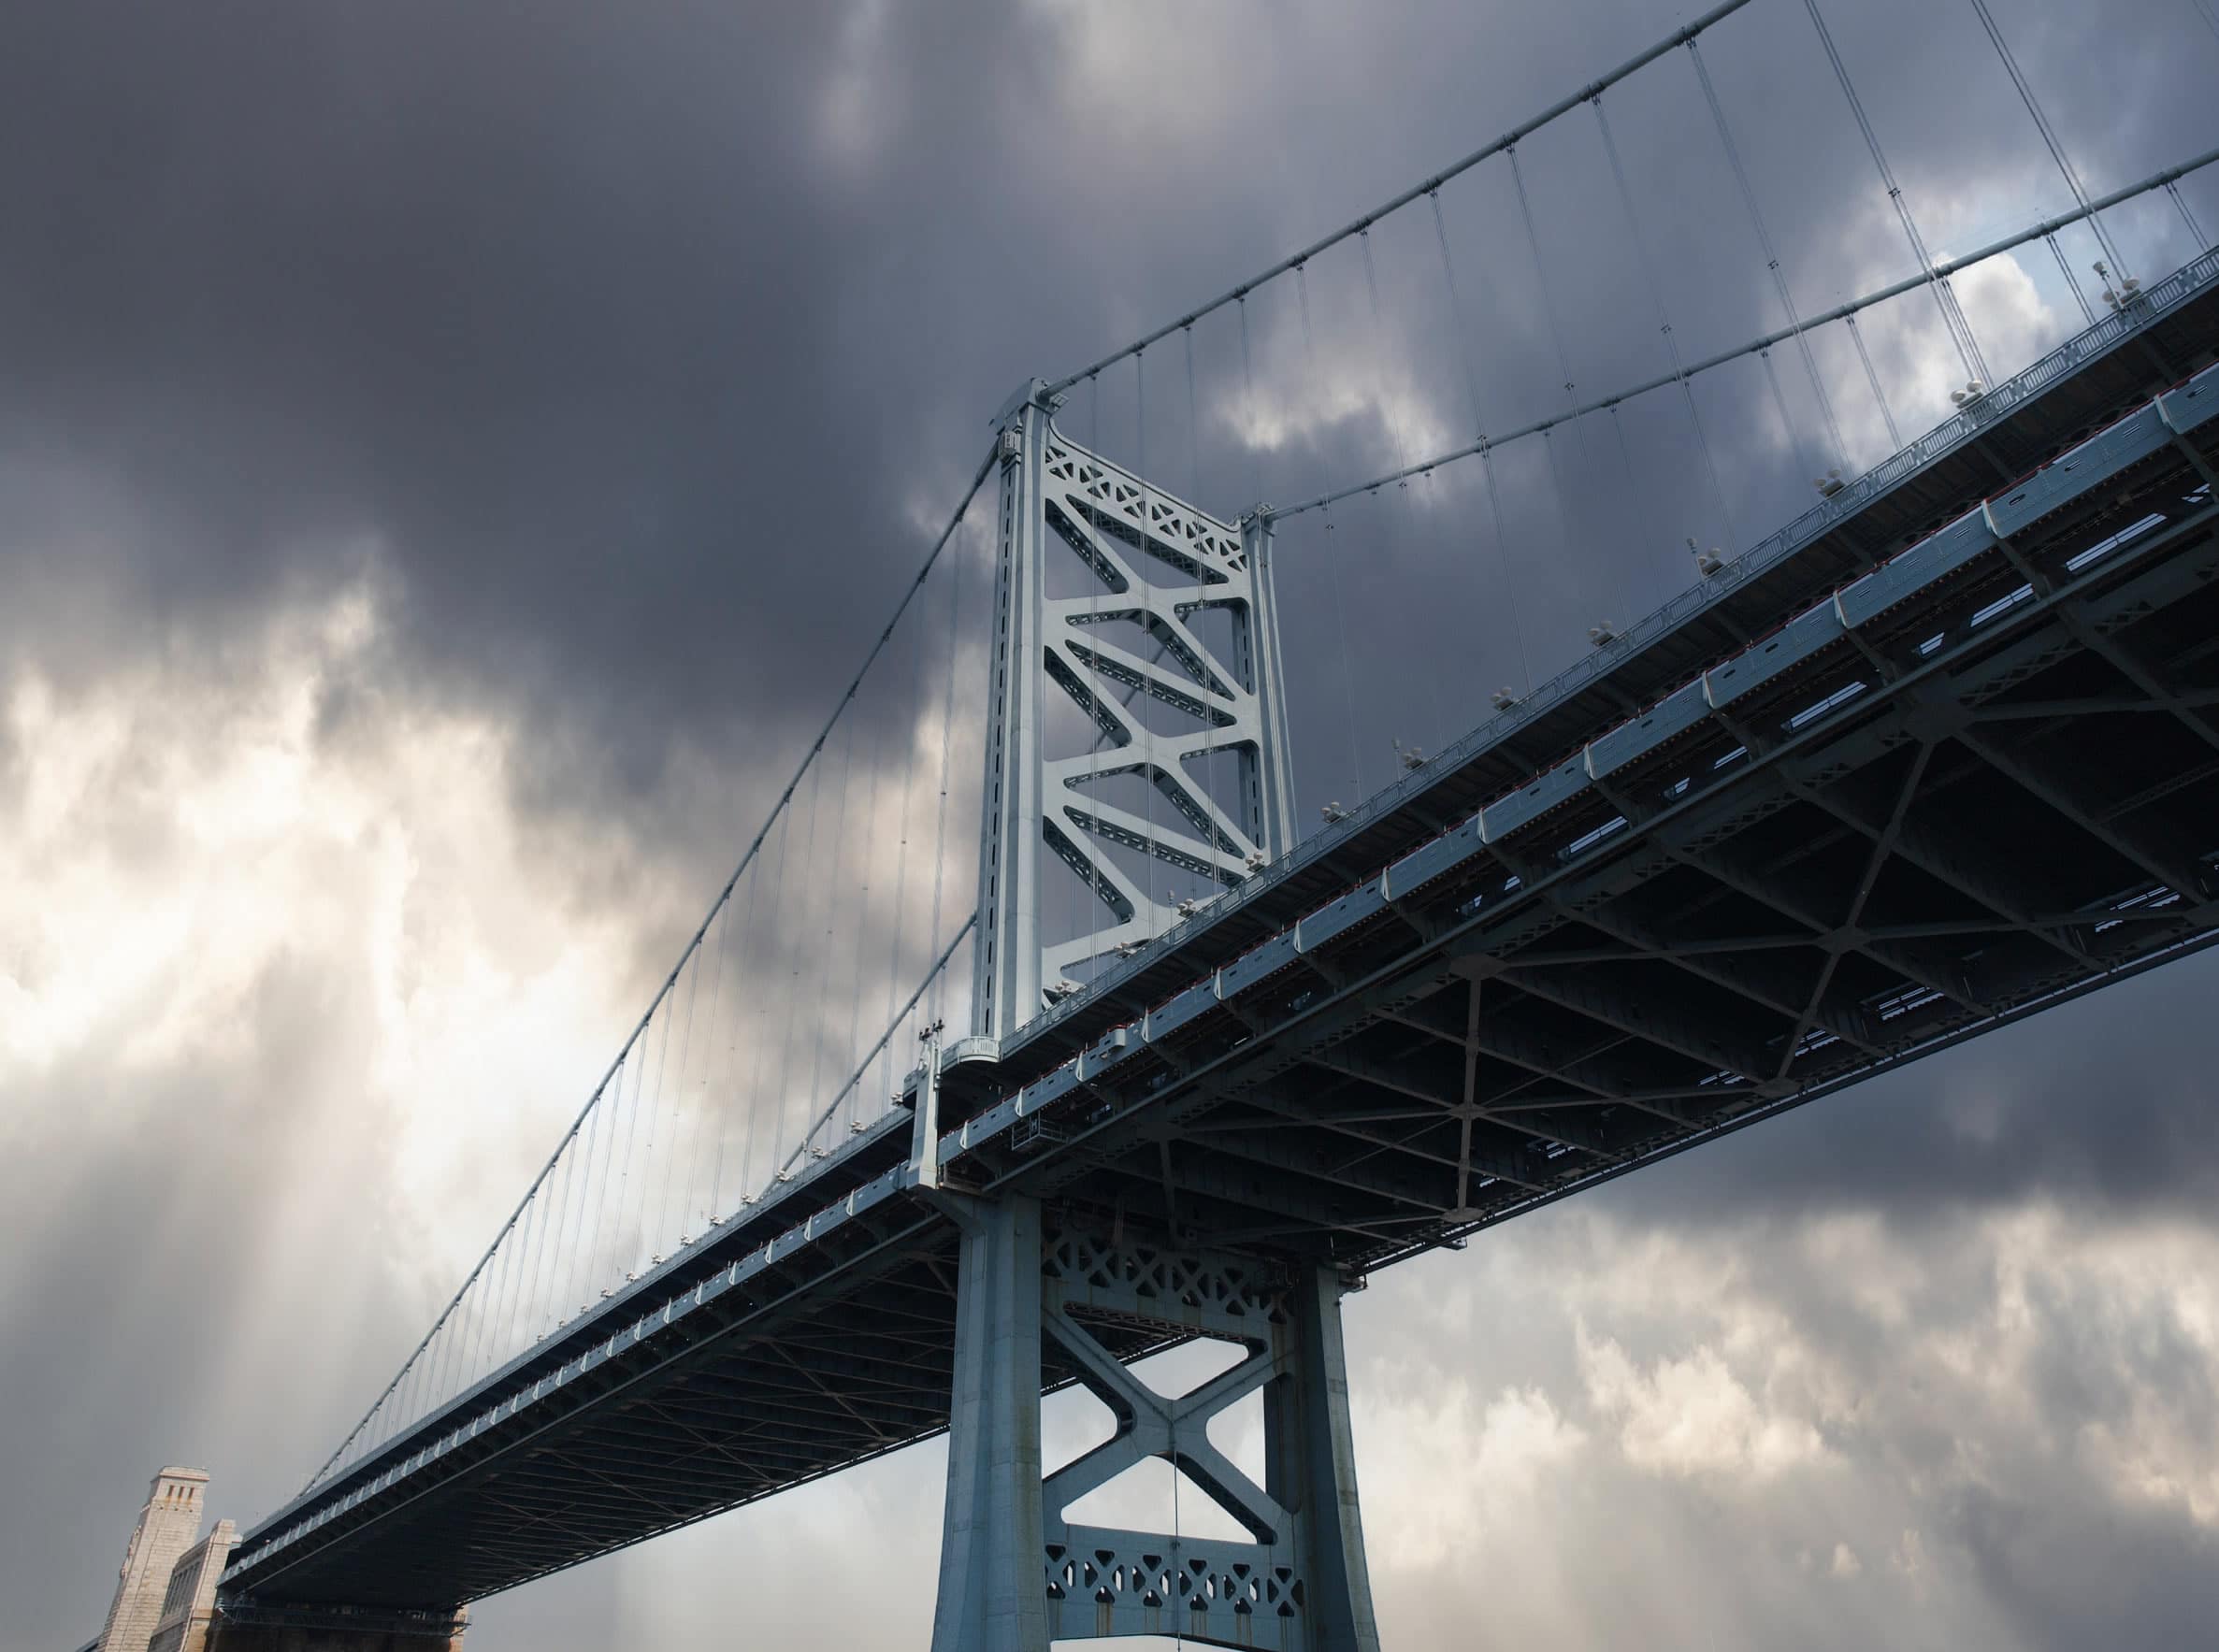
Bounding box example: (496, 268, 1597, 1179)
(226, 247, 2219, 1609)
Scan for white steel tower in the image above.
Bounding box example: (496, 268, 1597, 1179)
(973, 381, 1298, 1038)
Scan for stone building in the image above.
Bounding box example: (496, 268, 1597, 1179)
(82, 1468, 465, 1652)
(147, 1521, 237, 1652)
(80, 1467, 466, 1652)
(94, 1469, 209, 1652)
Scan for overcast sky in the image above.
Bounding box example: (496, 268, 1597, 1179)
(7, 1, 2219, 1647)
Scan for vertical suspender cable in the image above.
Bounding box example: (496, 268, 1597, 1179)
(739, 810, 791, 1203)
(1429, 189, 1535, 688)
(585, 1056, 627, 1286)
(1185, 323, 1203, 503)
(526, 1124, 577, 1340)
(1688, 39, 1850, 472)
(879, 616, 925, 1114)
(1238, 298, 1262, 508)
(490, 1188, 536, 1377)
(927, 512, 966, 1026)
(628, 977, 676, 1264)
(1607, 405, 1642, 565)
(463, 1214, 509, 1386)
(1507, 143, 1602, 584)
(1757, 346, 1816, 480)
(1296, 264, 1366, 802)
(800, 718, 857, 1157)
(1358, 230, 1416, 486)
(710, 869, 758, 1221)
(1841, 313, 1903, 454)
(1537, 427, 1592, 627)
(609, 1018, 648, 1263)
(1591, 98, 1742, 550)
(436, 1287, 467, 1409)
(840, 711, 884, 1137)
(483, 1214, 520, 1374)
(556, 1057, 611, 1319)
(2046, 230, 2097, 324)
(653, 936, 704, 1255)
(2167, 179, 2209, 247)
(769, 761, 825, 1178)
(472, 1224, 510, 1374)
(1966, 0, 2132, 283)
(1360, 226, 1445, 752)
(1800, 0, 1990, 386)
(531, 1123, 576, 1338)
(683, 895, 731, 1230)
(550, 1061, 599, 1322)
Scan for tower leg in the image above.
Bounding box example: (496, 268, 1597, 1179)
(930, 1208, 1379, 1651)
(1271, 1266, 1380, 1652)
(930, 1196, 1049, 1652)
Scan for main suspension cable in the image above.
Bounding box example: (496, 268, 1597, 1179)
(307, 431, 998, 1489)
(1044, 0, 1764, 395)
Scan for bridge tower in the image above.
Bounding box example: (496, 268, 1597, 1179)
(934, 385, 1374, 1649)
(971, 379, 1299, 1039)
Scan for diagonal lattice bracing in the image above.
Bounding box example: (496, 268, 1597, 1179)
(932, 1200, 1377, 1652)
(974, 382, 1297, 1037)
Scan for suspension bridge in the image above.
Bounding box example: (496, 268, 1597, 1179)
(130, 1, 2219, 1647)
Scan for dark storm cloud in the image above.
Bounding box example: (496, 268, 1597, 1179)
(3, 0, 2211, 846)
(12, 3, 2219, 1648)
(10, 0, 2205, 840)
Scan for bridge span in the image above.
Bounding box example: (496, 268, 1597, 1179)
(220, 243, 2219, 1638)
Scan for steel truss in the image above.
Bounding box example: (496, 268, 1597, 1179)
(973, 382, 1297, 1039)
(932, 1199, 1376, 1651)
